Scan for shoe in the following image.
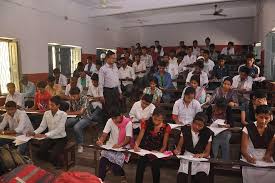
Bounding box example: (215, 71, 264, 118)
(77, 145, 84, 153)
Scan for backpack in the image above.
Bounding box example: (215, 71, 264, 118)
(0, 164, 55, 183)
(0, 147, 31, 175)
(54, 172, 102, 183)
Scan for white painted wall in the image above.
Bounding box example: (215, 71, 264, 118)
(118, 18, 255, 47)
(0, 0, 118, 74)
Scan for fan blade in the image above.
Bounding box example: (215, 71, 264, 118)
(216, 14, 227, 17)
(200, 13, 215, 16)
(216, 9, 223, 13)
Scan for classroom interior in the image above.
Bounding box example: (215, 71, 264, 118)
(1, 0, 275, 183)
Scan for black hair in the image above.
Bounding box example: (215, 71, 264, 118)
(218, 54, 226, 61)
(77, 62, 85, 67)
(187, 46, 193, 50)
(158, 61, 167, 67)
(223, 76, 233, 84)
(190, 75, 200, 85)
(91, 73, 99, 81)
(239, 66, 250, 75)
(5, 101, 17, 108)
(209, 43, 215, 48)
(193, 40, 198, 44)
(109, 107, 121, 118)
(106, 50, 115, 58)
(215, 98, 228, 110)
(69, 87, 81, 95)
(7, 83, 15, 88)
(253, 90, 267, 99)
(149, 77, 159, 87)
(152, 107, 164, 117)
(194, 60, 204, 69)
(48, 75, 56, 82)
(246, 53, 254, 60)
(205, 37, 210, 41)
(37, 81, 47, 88)
(53, 68, 60, 74)
(141, 46, 147, 50)
(203, 50, 210, 55)
(184, 87, 195, 96)
(228, 41, 234, 46)
(142, 94, 153, 103)
(193, 112, 208, 124)
(150, 45, 155, 49)
(50, 96, 62, 106)
(255, 105, 272, 115)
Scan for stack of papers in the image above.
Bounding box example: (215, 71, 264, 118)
(177, 154, 208, 162)
(12, 135, 45, 146)
(241, 159, 275, 167)
(208, 119, 228, 136)
(100, 144, 126, 152)
(168, 123, 185, 130)
(128, 149, 172, 159)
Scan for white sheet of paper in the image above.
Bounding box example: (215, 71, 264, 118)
(15, 135, 32, 142)
(128, 149, 171, 159)
(67, 114, 77, 118)
(177, 154, 208, 162)
(208, 119, 227, 136)
(214, 119, 226, 126)
(241, 159, 275, 167)
(168, 123, 185, 130)
(26, 111, 40, 114)
(101, 144, 126, 152)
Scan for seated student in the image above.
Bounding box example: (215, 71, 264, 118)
(66, 87, 100, 153)
(186, 60, 209, 87)
(143, 77, 163, 105)
(179, 46, 196, 71)
(209, 43, 218, 62)
(174, 112, 213, 183)
(205, 98, 233, 160)
(184, 75, 206, 104)
(140, 46, 153, 73)
(232, 66, 253, 103)
(221, 41, 235, 55)
(96, 108, 132, 183)
(241, 91, 268, 126)
(202, 50, 215, 77)
(149, 45, 159, 67)
(32, 81, 52, 111)
(212, 55, 229, 79)
(132, 54, 146, 88)
(73, 62, 85, 78)
(241, 105, 275, 183)
(64, 77, 83, 98)
(27, 96, 67, 168)
(20, 75, 36, 108)
(119, 57, 136, 97)
(5, 83, 24, 109)
(167, 50, 179, 88)
(94, 60, 102, 75)
(153, 61, 174, 103)
(238, 54, 260, 78)
(129, 94, 155, 135)
(154, 40, 164, 57)
(84, 56, 97, 76)
(192, 40, 200, 56)
(173, 87, 202, 125)
(53, 68, 68, 87)
(46, 75, 63, 97)
(209, 77, 238, 107)
(0, 101, 34, 154)
(77, 68, 91, 91)
(134, 108, 171, 183)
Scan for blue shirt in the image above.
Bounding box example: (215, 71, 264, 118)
(153, 72, 174, 89)
(212, 65, 229, 79)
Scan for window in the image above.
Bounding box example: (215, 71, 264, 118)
(0, 38, 20, 94)
(48, 43, 82, 77)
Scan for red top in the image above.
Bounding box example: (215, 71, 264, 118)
(141, 120, 171, 135)
(34, 91, 52, 111)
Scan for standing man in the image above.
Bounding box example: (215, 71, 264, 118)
(99, 50, 122, 118)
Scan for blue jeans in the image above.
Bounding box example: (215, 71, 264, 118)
(212, 130, 232, 160)
(0, 138, 28, 155)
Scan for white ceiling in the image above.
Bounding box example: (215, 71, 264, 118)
(3, 0, 257, 28)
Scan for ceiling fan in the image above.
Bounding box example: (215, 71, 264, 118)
(95, 0, 123, 9)
(200, 4, 227, 17)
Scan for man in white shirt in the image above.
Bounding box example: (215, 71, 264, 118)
(132, 54, 146, 88)
(221, 41, 235, 55)
(154, 40, 164, 56)
(186, 60, 209, 87)
(129, 94, 155, 134)
(84, 56, 97, 76)
(172, 87, 202, 125)
(140, 46, 153, 73)
(192, 40, 200, 56)
(0, 101, 34, 154)
(202, 50, 215, 76)
(179, 46, 197, 72)
(64, 77, 83, 99)
(53, 68, 68, 87)
(167, 50, 179, 88)
(5, 83, 24, 109)
(27, 96, 67, 168)
(119, 57, 136, 97)
(77, 69, 91, 92)
(99, 50, 122, 118)
(232, 66, 253, 102)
